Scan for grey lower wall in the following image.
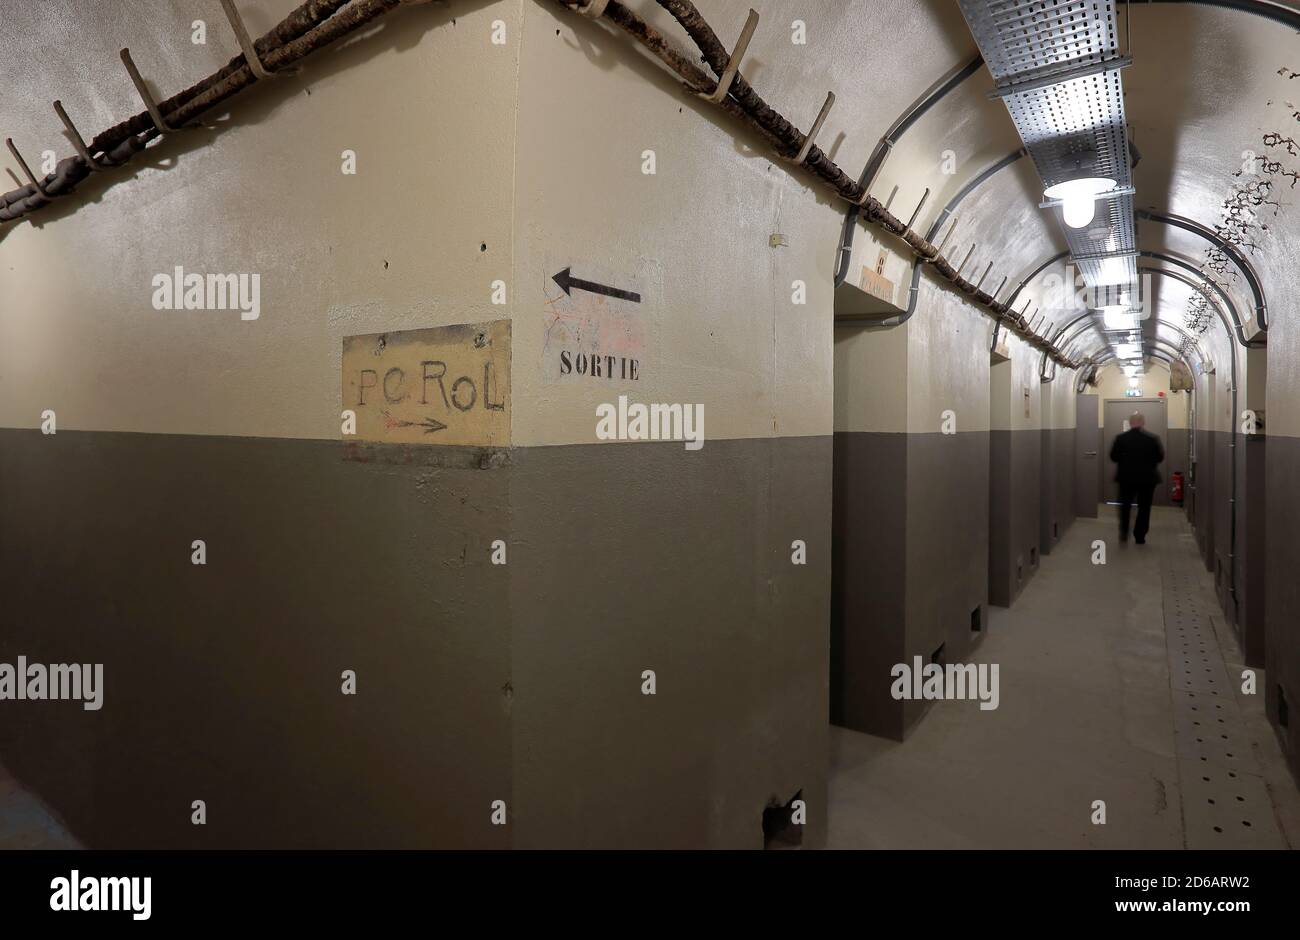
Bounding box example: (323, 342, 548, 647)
(0, 429, 829, 849)
(1265, 434, 1300, 781)
(0, 428, 513, 849)
(1213, 430, 1234, 621)
(831, 430, 988, 741)
(831, 432, 906, 740)
(1239, 435, 1266, 667)
(989, 429, 1040, 608)
(1188, 429, 1265, 670)
(509, 435, 830, 849)
(904, 432, 989, 736)
(1044, 427, 1076, 553)
(1076, 423, 1100, 517)
(1194, 428, 1215, 571)
(1166, 428, 1189, 511)
(1040, 429, 1055, 555)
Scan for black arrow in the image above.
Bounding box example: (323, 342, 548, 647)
(384, 412, 447, 434)
(553, 267, 641, 304)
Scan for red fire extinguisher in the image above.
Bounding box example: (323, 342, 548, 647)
(1171, 472, 1184, 504)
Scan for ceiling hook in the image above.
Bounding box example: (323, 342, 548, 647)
(219, 0, 275, 81)
(53, 100, 105, 172)
(120, 48, 178, 134)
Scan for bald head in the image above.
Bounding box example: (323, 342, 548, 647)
(1130, 412, 1145, 429)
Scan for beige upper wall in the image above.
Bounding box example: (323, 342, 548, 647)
(0, 0, 991, 445)
(7, 1, 1274, 446)
(833, 323, 909, 434)
(0, 0, 522, 440)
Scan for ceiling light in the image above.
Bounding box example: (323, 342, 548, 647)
(1101, 306, 1138, 330)
(1044, 177, 1118, 229)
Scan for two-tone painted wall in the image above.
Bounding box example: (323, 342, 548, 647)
(0, 0, 849, 848)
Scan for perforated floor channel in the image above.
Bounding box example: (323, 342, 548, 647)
(1161, 532, 1286, 848)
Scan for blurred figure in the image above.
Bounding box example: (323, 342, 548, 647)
(1109, 411, 1165, 545)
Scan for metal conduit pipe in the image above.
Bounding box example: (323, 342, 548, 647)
(833, 54, 984, 288)
(880, 149, 1027, 327)
(1047, 311, 1112, 375)
(552, 1, 1080, 367)
(1003, 249, 1070, 312)
(1140, 250, 1262, 348)
(1119, 0, 1300, 30)
(1137, 207, 1269, 332)
(1057, 308, 1207, 366)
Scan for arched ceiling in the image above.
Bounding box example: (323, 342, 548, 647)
(1, 0, 1293, 380)
(863, 0, 1297, 372)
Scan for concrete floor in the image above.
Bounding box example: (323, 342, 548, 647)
(828, 507, 1300, 849)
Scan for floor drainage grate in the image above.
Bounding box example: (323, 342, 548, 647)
(1161, 534, 1287, 848)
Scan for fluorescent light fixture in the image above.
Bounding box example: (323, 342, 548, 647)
(1044, 177, 1117, 229)
(1101, 306, 1138, 330)
(1114, 343, 1141, 358)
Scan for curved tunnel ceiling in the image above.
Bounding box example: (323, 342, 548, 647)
(1, 0, 1293, 377)
(862, 0, 1297, 370)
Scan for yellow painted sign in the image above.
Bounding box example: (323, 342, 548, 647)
(342, 320, 510, 446)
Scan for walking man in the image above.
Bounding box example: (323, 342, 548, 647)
(1110, 411, 1165, 545)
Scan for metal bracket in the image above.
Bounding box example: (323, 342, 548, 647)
(120, 48, 178, 133)
(575, 0, 610, 18)
(1038, 185, 1135, 210)
(783, 91, 835, 165)
(700, 9, 758, 104)
(219, 0, 275, 81)
(988, 55, 1133, 100)
(1073, 248, 1139, 262)
(5, 138, 50, 197)
(53, 100, 104, 171)
(906, 187, 930, 230)
(955, 243, 976, 279)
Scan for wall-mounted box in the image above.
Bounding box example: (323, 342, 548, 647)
(833, 259, 907, 322)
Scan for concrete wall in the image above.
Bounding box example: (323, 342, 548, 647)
(0, 0, 866, 848)
(988, 334, 1043, 607)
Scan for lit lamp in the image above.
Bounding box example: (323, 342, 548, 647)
(1101, 305, 1138, 331)
(1043, 151, 1117, 230)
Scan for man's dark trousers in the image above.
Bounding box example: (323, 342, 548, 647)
(1119, 481, 1156, 543)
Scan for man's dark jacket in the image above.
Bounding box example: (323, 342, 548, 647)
(1110, 427, 1165, 487)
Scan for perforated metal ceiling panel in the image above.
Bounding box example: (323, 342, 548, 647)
(958, 0, 1138, 355)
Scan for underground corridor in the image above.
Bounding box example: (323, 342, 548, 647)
(0, 0, 1298, 909)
